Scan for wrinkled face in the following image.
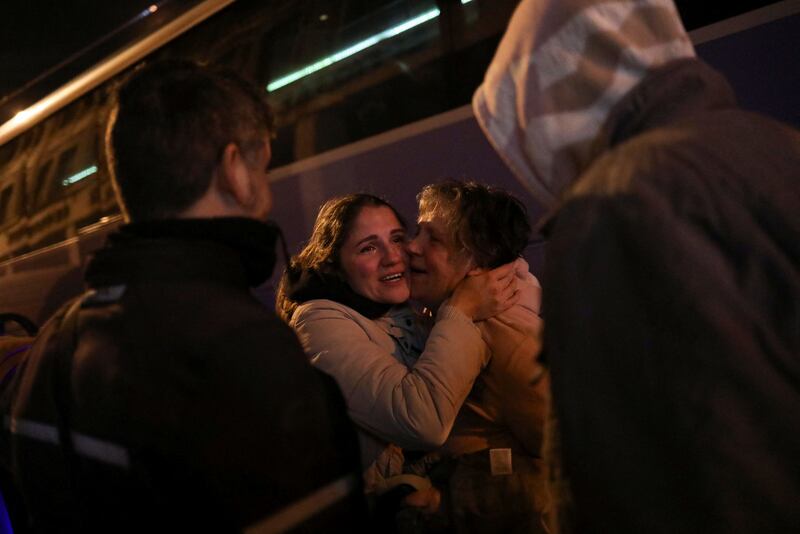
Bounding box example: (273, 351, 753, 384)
(244, 136, 273, 220)
(407, 214, 472, 308)
(339, 205, 410, 304)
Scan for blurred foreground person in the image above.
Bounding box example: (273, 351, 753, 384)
(0, 61, 366, 532)
(474, 0, 800, 532)
(408, 181, 549, 533)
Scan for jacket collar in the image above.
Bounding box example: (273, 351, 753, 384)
(86, 217, 283, 289)
(284, 267, 393, 320)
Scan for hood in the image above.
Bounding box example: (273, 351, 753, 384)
(473, 0, 694, 207)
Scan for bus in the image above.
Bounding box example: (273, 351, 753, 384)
(1, 0, 798, 331)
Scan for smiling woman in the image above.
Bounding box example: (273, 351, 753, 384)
(276, 193, 410, 323)
(339, 205, 410, 305)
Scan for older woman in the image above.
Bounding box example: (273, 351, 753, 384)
(408, 181, 549, 533)
(276, 193, 516, 493)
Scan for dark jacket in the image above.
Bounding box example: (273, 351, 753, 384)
(1, 218, 366, 532)
(543, 59, 800, 533)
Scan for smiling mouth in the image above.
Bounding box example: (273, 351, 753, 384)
(380, 273, 405, 282)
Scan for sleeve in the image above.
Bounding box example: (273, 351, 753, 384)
(292, 301, 488, 450)
(481, 307, 547, 456)
(493, 330, 548, 457)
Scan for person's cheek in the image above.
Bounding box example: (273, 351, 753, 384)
(358, 261, 376, 284)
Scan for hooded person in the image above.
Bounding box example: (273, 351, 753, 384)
(473, 0, 800, 533)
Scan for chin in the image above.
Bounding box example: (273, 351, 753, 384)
(380, 289, 410, 305)
(410, 287, 429, 302)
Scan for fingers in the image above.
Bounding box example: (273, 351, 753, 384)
(507, 287, 521, 308)
(503, 269, 517, 293)
(495, 282, 518, 315)
(489, 260, 517, 283)
(495, 268, 517, 303)
(449, 260, 520, 320)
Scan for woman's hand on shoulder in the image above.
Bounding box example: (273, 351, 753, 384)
(448, 261, 519, 321)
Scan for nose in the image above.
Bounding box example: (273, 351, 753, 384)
(406, 236, 421, 256)
(382, 242, 406, 266)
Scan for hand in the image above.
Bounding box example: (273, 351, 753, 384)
(403, 486, 441, 515)
(449, 261, 519, 320)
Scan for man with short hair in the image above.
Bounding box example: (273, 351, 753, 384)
(407, 180, 549, 533)
(1, 61, 366, 532)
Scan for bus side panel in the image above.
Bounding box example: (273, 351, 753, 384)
(695, 13, 800, 127)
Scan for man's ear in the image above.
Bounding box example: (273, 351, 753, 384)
(217, 142, 254, 208)
(464, 256, 482, 276)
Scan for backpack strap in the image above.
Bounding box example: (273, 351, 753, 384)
(51, 296, 86, 523)
(49, 284, 128, 470)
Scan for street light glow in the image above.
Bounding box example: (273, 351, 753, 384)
(267, 8, 441, 92)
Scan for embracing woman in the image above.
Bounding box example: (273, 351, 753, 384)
(276, 193, 517, 497)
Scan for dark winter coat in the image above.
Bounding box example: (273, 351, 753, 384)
(0, 218, 367, 532)
(542, 59, 800, 533)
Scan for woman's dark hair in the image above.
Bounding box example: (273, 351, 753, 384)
(276, 193, 405, 322)
(417, 180, 530, 269)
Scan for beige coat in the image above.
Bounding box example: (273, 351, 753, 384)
(290, 301, 488, 490)
(443, 262, 548, 457)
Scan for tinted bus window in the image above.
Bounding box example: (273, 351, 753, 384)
(259, 0, 518, 166)
(0, 186, 14, 224)
(150, 0, 519, 167)
(31, 159, 54, 210)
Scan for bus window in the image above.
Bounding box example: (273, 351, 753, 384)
(245, 0, 518, 166)
(54, 147, 79, 184)
(31, 159, 54, 210)
(0, 186, 14, 225)
(43, 146, 79, 206)
(0, 138, 18, 166)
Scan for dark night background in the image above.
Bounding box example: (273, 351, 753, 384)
(0, 1, 786, 124)
(0, 1, 204, 123)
